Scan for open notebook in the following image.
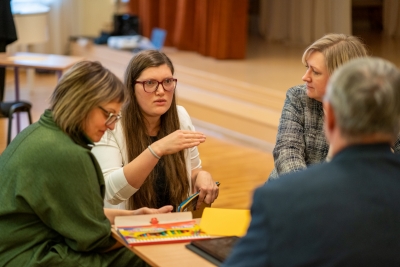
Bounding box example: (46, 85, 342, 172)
(113, 212, 210, 246)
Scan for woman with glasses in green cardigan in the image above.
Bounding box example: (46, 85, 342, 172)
(0, 60, 172, 267)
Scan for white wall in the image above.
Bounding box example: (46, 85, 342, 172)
(9, 0, 117, 54)
(71, 0, 115, 37)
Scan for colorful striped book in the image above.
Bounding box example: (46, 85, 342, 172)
(114, 212, 211, 246)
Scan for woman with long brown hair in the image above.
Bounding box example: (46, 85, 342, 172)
(92, 50, 219, 210)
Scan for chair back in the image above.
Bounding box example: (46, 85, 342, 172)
(0, 101, 32, 145)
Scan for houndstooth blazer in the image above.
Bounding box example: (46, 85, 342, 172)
(268, 84, 400, 180)
(268, 85, 328, 180)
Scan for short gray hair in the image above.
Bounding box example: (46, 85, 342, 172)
(324, 57, 400, 140)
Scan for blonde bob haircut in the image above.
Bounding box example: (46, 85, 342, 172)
(50, 61, 127, 141)
(302, 33, 369, 75)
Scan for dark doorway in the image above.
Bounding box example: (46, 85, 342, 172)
(352, 0, 383, 34)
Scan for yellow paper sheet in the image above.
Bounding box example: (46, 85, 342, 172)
(200, 207, 251, 237)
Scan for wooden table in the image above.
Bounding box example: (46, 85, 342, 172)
(0, 52, 84, 132)
(131, 241, 216, 267)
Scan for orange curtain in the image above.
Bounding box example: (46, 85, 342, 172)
(128, 0, 249, 59)
(159, 0, 178, 46)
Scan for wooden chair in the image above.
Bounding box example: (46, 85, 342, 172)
(0, 101, 32, 145)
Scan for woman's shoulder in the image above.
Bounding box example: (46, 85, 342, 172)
(176, 105, 194, 129)
(4, 125, 91, 173)
(285, 84, 321, 107)
(286, 84, 307, 97)
(176, 105, 188, 114)
(176, 105, 190, 119)
(281, 85, 323, 123)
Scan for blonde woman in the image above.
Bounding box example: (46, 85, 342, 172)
(268, 33, 372, 180)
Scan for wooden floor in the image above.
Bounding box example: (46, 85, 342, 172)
(1, 31, 399, 210)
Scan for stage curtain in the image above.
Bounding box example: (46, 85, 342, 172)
(207, 0, 249, 59)
(259, 0, 352, 45)
(137, 0, 159, 39)
(128, 0, 249, 59)
(158, 0, 178, 47)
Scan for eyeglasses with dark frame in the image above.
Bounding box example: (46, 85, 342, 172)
(134, 78, 177, 93)
(98, 106, 122, 126)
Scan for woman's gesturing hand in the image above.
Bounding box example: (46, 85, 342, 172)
(151, 130, 206, 156)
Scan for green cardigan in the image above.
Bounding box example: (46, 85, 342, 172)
(0, 110, 145, 267)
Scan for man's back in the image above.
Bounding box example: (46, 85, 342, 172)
(224, 143, 400, 266)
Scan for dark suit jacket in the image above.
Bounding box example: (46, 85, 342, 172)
(222, 143, 400, 267)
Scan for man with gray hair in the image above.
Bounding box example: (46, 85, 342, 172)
(222, 57, 400, 267)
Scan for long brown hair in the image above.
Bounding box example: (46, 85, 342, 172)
(123, 50, 189, 209)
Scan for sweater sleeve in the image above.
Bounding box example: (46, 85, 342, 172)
(272, 86, 307, 177)
(177, 105, 202, 171)
(92, 126, 138, 205)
